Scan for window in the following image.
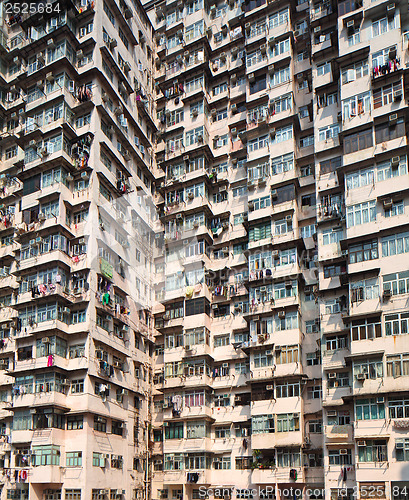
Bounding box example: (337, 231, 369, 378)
(252, 415, 274, 434)
(66, 452, 82, 467)
(214, 335, 229, 347)
(358, 440, 387, 462)
(112, 420, 124, 436)
(235, 457, 253, 470)
(349, 240, 378, 264)
(382, 231, 409, 257)
(276, 449, 301, 468)
(342, 60, 369, 84)
(373, 81, 402, 109)
(92, 453, 106, 467)
(215, 426, 230, 438)
(273, 125, 293, 144)
(94, 416, 107, 432)
(386, 353, 409, 377)
(375, 118, 405, 144)
(385, 201, 404, 218)
(343, 92, 371, 119)
(346, 168, 374, 189)
(322, 228, 343, 245)
(248, 135, 268, 153)
(213, 457, 231, 470)
(344, 128, 373, 154)
(249, 75, 266, 95)
(270, 66, 290, 86)
(326, 335, 348, 351)
(307, 352, 321, 367)
(65, 491, 81, 500)
(377, 156, 407, 181)
(249, 223, 271, 242)
(355, 398, 385, 420)
(271, 153, 294, 175)
(309, 420, 322, 433)
(347, 200, 376, 227)
(165, 423, 183, 439)
(70, 379, 84, 394)
(319, 123, 339, 141)
(276, 345, 299, 364)
(276, 382, 300, 398)
(32, 445, 60, 466)
(317, 62, 330, 76)
(395, 439, 409, 462)
(307, 385, 322, 399)
(253, 350, 274, 368)
(350, 278, 379, 302)
(353, 359, 383, 379)
(328, 449, 352, 465)
(186, 421, 207, 439)
(372, 16, 395, 37)
(67, 415, 83, 430)
(351, 318, 382, 341)
(384, 273, 409, 297)
(300, 135, 314, 147)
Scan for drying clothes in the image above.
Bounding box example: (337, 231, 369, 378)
(47, 355, 54, 367)
(171, 395, 183, 412)
(185, 287, 194, 299)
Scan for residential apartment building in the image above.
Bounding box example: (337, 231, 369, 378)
(2, 0, 409, 500)
(147, 0, 409, 499)
(148, 0, 322, 498)
(0, 1, 158, 500)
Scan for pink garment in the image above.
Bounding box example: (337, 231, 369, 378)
(47, 355, 54, 367)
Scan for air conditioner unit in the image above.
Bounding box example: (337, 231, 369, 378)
(63, 307, 70, 314)
(327, 410, 337, 417)
(389, 113, 398, 124)
(248, 73, 255, 82)
(383, 198, 393, 209)
(272, 250, 279, 257)
(231, 127, 237, 137)
(188, 192, 194, 200)
(387, 2, 395, 13)
(46, 72, 54, 82)
(396, 441, 404, 449)
(79, 238, 85, 245)
(278, 311, 285, 319)
(76, 49, 84, 59)
(340, 449, 348, 455)
(328, 372, 337, 379)
(231, 103, 237, 114)
(357, 440, 366, 447)
(391, 156, 400, 168)
(81, 172, 89, 180)
(245, 22, 251, 32)
(220, 52, 226, 61)
(42, 337, 51, 343)
(260, 44, 266, 54)
(38, 213, 46, 222)
(266, 384, 273, 390)
(314, 26, 321, 33)
(377, 397, 385, 403)
(356, 373, 366, 381)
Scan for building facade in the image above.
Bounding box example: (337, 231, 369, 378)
(1, 0, 409, 500)
(0, 1, 158, 500)
(147, 0, 409, 500)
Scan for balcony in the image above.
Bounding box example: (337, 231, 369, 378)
(252, 430, 303, 450)
(29, 465, 63, 484)
(325, 424, 353, 444)
(322, 348, 349, 370)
